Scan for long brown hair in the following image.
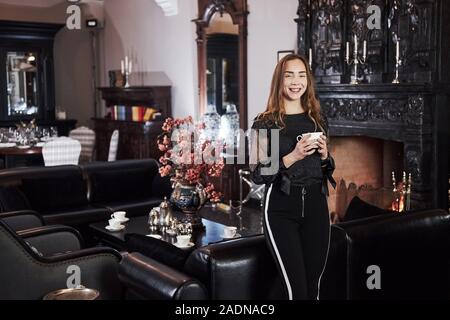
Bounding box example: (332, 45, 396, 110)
(256, 53, 325, 133)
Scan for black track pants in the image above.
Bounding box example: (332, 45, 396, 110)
(263, 182, 330, 300)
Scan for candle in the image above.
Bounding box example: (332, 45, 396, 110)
(121, 60, 124, 75)
(129, 61, 132, 74)
(309, 48, 312, 66)
(346, 41, 349, 61)
(396, 40, 400, 61)
(354, 34, 358, 55)
(125, 56, 129, 72)
(363, 40, 367, 59)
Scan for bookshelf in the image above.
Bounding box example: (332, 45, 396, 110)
(93, 86, 171, 161)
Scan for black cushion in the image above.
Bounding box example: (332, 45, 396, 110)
(21, 175, 88, 213)
(89, 167, 156, 203)
(0, 186, 31, 212)
(125, 233, 190, 270)
(343, 196, 394, 222)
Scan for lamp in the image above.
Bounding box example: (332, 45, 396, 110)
(26, 53, 35, 63)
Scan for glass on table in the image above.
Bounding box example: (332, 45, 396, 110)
(50, 126, 58, 138)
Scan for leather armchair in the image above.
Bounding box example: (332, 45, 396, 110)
(118, 235, 286, 300)
(0, 210, 45, 231)
(0, 220, 123, 300)
(320, 209, 450, 299)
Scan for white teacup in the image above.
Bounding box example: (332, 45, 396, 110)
(176, 235, 191, 246)
(296, 132, 323, 142)
(111, 211, 127, 220)
(223, 226, 237, 238)
(108, 219, 122, 229)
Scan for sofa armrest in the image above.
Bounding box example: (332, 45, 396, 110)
(325, 209, 450, 299)
(0, 210, 44, 231)
(17, 225, 84, 256)
(118, 252, 207, 300)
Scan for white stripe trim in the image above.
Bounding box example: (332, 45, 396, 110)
(264, 184, 293, 300)
(316, 215, 331, 300)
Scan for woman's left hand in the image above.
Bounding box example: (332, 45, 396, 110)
(317, 134, 328, 161)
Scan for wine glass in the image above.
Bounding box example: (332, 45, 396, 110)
(50, 126, 58, 138)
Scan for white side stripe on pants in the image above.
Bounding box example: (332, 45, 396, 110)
(264, 184, 293, 300)
(316, 218, 331, 300)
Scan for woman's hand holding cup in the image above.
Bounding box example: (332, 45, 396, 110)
(316, 134, 328, 160)
(292, 134, 318, 160)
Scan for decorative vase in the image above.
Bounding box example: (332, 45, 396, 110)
(169, 181, 207, 228)
(219, 103, 240, 148)
(200, 104, 221, 142)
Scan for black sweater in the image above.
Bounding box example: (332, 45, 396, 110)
(249, 112, 336, 195)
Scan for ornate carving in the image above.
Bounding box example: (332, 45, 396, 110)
(321, 96, 424, 124)
(296, 0, 308, 55)
(389, 0, 434, 82)
(310, 0, 344, 81)
(405, 95, 424, 125)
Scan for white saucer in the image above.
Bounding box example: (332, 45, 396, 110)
(174, 242, 195, 248)
(105, 225, 125, 232)
(222, 233, 241, 239)
(17, 145, 31, 149)
(35, 142, 45, 147)
(0, 143, 16, 148)
(114, 217, 129, 223)
(146, 234, 162, 239)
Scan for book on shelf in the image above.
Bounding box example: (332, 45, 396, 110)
(108, 105, 160, 122)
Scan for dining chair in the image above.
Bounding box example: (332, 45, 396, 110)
(69, 126, 96, 163)
(108, 130, 119, 162)
(42, 137, 82, 166)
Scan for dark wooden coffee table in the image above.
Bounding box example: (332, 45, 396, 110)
(89, 204, 263, 251)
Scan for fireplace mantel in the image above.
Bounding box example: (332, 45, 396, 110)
(316, 83, 448, 211)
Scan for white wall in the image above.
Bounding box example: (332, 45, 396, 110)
(0, 0, 299, 129)
(100, 0, 298, 127)
(54, 29, 95, 127)
(101, 0, 199, 119)
(247, 0, 298, 128)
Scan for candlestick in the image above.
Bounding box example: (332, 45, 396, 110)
(346, 42, 349, 62)
(129, 60, 132, 74)
(392, 171, 397, 192)
(309, 48, 312, 67)
(125, 56, 129, 72)
(396, 40, 400, 61)
(121, 60, 124, 75)
(392, 39, 402, 84)
(363, 40, 367, 60)
(353, 34, 358, 55)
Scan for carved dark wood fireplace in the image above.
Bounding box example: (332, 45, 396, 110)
(296, 0, 450, 211)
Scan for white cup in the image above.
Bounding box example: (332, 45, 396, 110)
(111, 211, 126, 220)
(223, 226, 237, 238)
(108, 219, 122, 229)
(296, 132, 323, 142)
(176, 235, 191, 246)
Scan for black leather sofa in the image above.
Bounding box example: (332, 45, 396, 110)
(0, 159, 172, 228)
(118, 208, 450, 300)
(119, 235, 286, 300)
(320, 208, 450, 299)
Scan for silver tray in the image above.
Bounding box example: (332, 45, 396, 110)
(43, 287, 99, 300)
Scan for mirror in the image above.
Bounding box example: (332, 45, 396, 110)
(205, 12, 239, 115)
(6, 51, 39, 117)
(195, 0, 249, 129)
